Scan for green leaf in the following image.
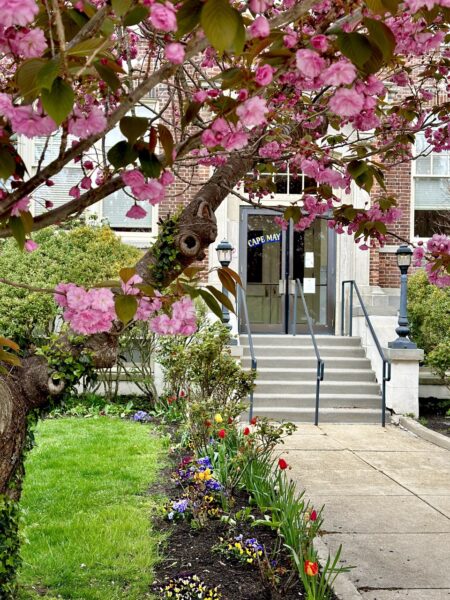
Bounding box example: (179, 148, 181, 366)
(107, 141, 138, 169)
(198, 288, 223, 320)
(36, 59, 61, 91)
(336, 32, 372, 69)
(94, 61, 121, 91)
(20, 211, 33, 235)
(363, 17, 395, 61)
(9, 217, 25, 250)
(284, 206, 301, 222)
(41, 78, 74, 126)
(0, 148, 16, 180)
(112, 0, 132, 17)
(16, 58, 47, 100)
(0, 349, 21, 367)
(120, 116, 149, 143)
(181, 101, 202, 129)
(68, 37, 110, 57)
(176, 0, 202, 37)
(123, 5, 149, 25)
(347, 160, 368, 179)
(206, 285, 235, 314)
(114, 295, 138, 325)
(119, 267, 137, 283)
(135, 283, 155, 297)
(0, 336, 20, 352)
(138, 148, 162, 178)
(200, 0, 245, 53)
(222, 266, 242, 287)
(365, 0, 388, 13)
(158, 124, 174, 166)
(217, 268, 236, 297)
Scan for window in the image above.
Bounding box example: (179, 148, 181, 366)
(30, 102, 156, 231)
(413, 134, 450, 237)
(245, 168, 316, 197)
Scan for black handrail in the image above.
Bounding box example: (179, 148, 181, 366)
(341, 280, 391, 427)
(238, 284, 257, 422)
(292, 278, 325, 426)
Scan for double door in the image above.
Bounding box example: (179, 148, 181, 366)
(240, 209, 335, 334)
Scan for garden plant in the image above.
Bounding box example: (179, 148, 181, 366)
(2, 0, 450, 595)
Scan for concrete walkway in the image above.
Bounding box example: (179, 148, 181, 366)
(280, 424, 450, 599)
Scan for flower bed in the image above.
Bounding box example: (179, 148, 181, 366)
(151, 414, 347, 600)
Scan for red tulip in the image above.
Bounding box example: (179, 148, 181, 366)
(310, 509, 318, 521)
(204, 420, 212, 428)
(218, 429, 226, 439)
(278, 458, 288, 470)
(250, 416, 258, 425)
(304, 561, 319, 577)
(228, 416, 233, 424)
(179, 389, 186, 398)
(243, 427, 250, 436)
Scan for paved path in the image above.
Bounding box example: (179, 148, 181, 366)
(280, 424, 450, 599)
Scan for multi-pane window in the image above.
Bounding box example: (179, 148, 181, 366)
(414, 134, 450, 237)
(245, 169, 316, 196)
(31, 103, 156, 231)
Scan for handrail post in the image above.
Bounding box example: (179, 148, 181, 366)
(341, 281, 346, 336)
(292, 280, 298, 336)
(349, 282, 353, 337)
(238, 284, 257, 423)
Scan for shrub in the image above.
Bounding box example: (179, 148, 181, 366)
(408, 270, 450, 387)
(0, 225, 141, 346)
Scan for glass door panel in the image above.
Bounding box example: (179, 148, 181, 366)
(244, 213, 284, 332)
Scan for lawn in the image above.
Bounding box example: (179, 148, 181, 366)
(17, 417, 166, 600)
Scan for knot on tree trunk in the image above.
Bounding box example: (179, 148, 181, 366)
(176, 199, 218, 262)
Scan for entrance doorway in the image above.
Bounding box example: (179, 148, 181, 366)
(239, 208, 336, 334)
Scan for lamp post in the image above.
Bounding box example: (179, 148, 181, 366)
(216, 239, 234, 334)
(388, 244, 417, 350)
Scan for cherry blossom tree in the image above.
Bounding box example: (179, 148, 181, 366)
(1, 0, 450, 591)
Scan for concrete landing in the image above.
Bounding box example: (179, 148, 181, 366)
(279, 424, 450, 599)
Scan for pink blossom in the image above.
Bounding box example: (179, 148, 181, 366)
(236, 96, 268, 127)
(193, 90, 208, 103)
(249, 0, 270, 12)
(135, 293, 163, 320)
(295, 49, 325, 78)
(54, 282, 76, 308)
(69, 186, 80, 199)
(10, 28, 47, 58)
(249, 16, 270, 38)
(122, 169, 145, 189)
(136, 179, 165, 204)
(259, 141, 281, 159)
(274, 216, 288, 230)
(80, 176, 92, 190)
(160, 171, 175, 186)
(310, 35, 329, 53)
(224, 131, 248, 150)
(10, 197, 30, 216)
(321, 61, 356, 86)
(150, 2, 177, 32)
(151, 296, 197, 335)
(126, 204, 147, 219)
(88, 288, 115, 312)
(10, 105, 57, 138)
(0, 0, 39, 27)
(24, 239, 38, 252)
(66, 286, 91, 311)
(69, 309, 114, 335)
(283, 31, 298, 48)
(328, 87, 364, 117)
(68, 105, 107, 139)
(0, 93, 14, 120)
(122, 274, 143, 296)
(165, 42, 185, 64)
(255, 64, 274, 86)
(413, 246, 425, 267)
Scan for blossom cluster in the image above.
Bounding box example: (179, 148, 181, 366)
(159, 574, 222, 600)
(121, 169, 175, 219)
(413, 235, 450, 287)
(216, 534, 264, 565)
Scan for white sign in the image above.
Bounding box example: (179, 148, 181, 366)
(248, 232, 281, 247)
(305, 252, 314, 268)
(303, 278, 316, 294)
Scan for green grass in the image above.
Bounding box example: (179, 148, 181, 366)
(18, 418, 167, 600)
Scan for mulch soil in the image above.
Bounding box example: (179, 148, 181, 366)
(150, 465, 338, 600)
(422, 416, 450, 438)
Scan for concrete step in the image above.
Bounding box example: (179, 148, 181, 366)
(251, 368, 376, 382)
(252, 380, 380, 395)
(250, 393, 382, 409)
(242, 407, 389, 424)
(242, 356, 372, 370)
(239, 335, 361, 347)
(242, 345, 366, 358)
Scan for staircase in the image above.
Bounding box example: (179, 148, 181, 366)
(240, 334, 389, 424)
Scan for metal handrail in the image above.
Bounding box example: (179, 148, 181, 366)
(341, 280, 392, 427)
(237, 284, 257, 422)
(292, 278, 325, 426)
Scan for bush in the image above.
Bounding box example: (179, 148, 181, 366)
(408, 270, 450, 387)
(0, 225, 141, 346)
